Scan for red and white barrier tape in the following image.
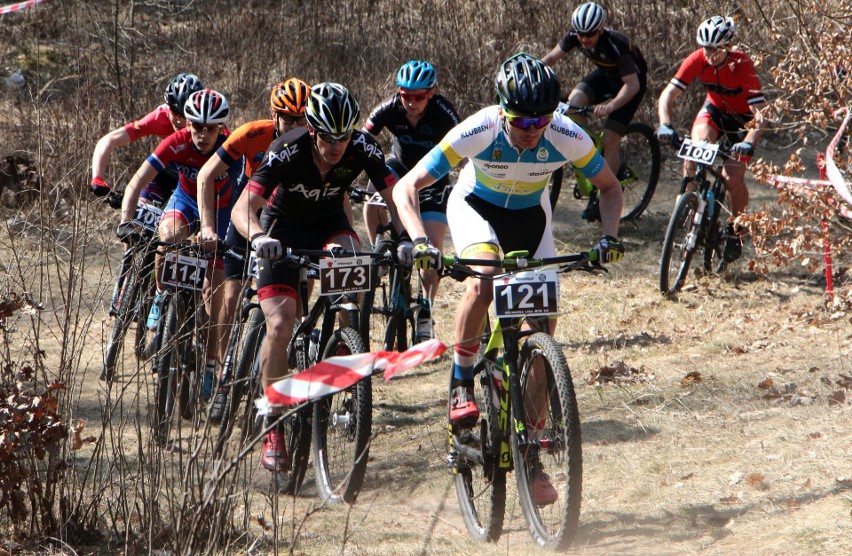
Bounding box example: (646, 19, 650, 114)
(0, 0, 47, 15)
(259, 339, 446, 411)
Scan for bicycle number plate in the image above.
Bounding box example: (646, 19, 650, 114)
(161, 253, 207, 292)
(132, 200, 163, 233)
(366, 192, 387, 207)
(493, 269, 559, 317)
(319, 256, 371, 295)
(677, 138, 719, 165)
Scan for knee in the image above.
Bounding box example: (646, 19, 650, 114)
(467, 278, 494, 305)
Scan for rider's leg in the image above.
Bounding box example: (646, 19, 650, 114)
(363, 203, 388, 248)
(566, 88, 590, 126)
(258, 293, 297, 391)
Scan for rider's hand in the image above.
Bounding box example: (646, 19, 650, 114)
(115, 221, 143, 244)
(396, 240, 414, 267)
(90, 177, 111, 197)
(250, 233, 283, 260)
(731, 141, 754, 159)
(199, 227, 220, 253)
(412, 237, 441, 270)
(592, 235, 625, 264)
(655, 124, 676, 144)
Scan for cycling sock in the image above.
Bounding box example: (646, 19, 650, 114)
(452, 343, 478, 383)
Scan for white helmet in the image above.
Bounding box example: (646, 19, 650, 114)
(572, 2, 605, 34)
(184, 89, 229, 124)
(697, 16, 736, 48)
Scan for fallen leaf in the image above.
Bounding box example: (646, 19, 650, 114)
(828, 390, 847, 406)
(758, 377, 775, 389)
(745, 472, 769, 490)
(719, 495, 741, 503)
(681, 371, 702, 387)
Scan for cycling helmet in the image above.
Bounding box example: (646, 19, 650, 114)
(305, 82, 360, 134)
(164, 73, 203, 113)
(495, 53, 561, 117)
(572, 2, 605, 34)
(396, 61, 437, 89)
(184, 89, 230, 124)
(270, 78, 310, 115)
(697, 16, 736, 48)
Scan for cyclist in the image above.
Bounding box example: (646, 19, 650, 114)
(118, 89, 240, 399)
(197, 77, 310, 406)
(542, 2, 647, 222)
(362, 60, 461, 341)
(91, 73, 204, 207)
(656, 15, 767, 263)
(231, 82, 402, 473)
(392, 53, 624, 505)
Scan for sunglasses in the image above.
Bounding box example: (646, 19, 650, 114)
(317, 130, 353, 144)
(190, 122, 220, 133)
(577, 30, 599, 38)
(399, 89, 430, 102)
(504, 112, 553, 130)
(279, 114, 308, 126)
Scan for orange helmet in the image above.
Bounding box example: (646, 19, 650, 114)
(270, 78, 310, 116)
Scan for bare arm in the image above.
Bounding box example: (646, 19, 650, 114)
(657, 83, 683, 126)
(231, 187, 267, 241)
(119, 160, 159, 223)
(391, 162, 439, 240)
(589, 165, 623, 238)
(594, 72, 640, 116)
(743, 102, 768, 145)
(541, 45, 567, 66)
(197, 154, 230, 251)
(91, 127, 132, 181)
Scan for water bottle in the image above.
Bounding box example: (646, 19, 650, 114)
(415, 299, 432, 343)
(308, 329, 320, 364)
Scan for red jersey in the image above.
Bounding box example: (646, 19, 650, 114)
(216, 120, 276, 178)
(122, 104, 177, 142)
(146, 127, 236, 208)
(671, 49, 765, 115)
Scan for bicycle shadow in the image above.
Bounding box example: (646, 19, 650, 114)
(581, 418, 660, 445)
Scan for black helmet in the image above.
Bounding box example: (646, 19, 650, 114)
(164, 73, 203, 113)
(305, 82, 361, 135)
(495, 53, 560, 117)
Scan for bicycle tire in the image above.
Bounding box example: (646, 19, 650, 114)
(453, 361, 507, 542)
(133, 275, 153, 360)
(659, 192, 701, 295)
(703, 176, 728, 273)
(103, 254, 145, 382)
(312, 327, 371, 504)
(153, 295, 181, 444)
(618, 122, 661, 221)
(513, 332, 583, 550)
(215, 305, 264, 449)
(360, 239, 394, 351)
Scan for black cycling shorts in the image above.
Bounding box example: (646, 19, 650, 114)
(576, 68, 647, 135)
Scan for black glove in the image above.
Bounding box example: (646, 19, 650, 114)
(592, 235, 625, 264)
(90, 177, 111, 197)
(105, 190, 123, 210)
(731, 141, 754, 158)
(656, 124, 676, 144)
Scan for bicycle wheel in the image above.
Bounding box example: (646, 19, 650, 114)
(215, 305, 264, 447)
(103, 253, 145, 382)
(659, 191, 701, 295)
(312, 327, 371, 504)
(452, 361, 507, 542)
(133, 273, 154, 359)
(618, 122, 661, 221)
(153, 295, 181, 444)
(514, 332, 583, 550)
(703, 177, 728, 273)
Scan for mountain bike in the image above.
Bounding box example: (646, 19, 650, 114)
(102, 199, 163, 382)
(659, 135, 733, 295)
(149, 240, 220, 445)
(443, 250, 602, 549)
(359, 221, 431, 352)
(549, 104, 661, 222)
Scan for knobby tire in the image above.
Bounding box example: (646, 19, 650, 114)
(659, 192, 700, 295)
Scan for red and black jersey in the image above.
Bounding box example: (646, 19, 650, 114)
(246, 128, 396, 232)
(671, 49, 765, 115)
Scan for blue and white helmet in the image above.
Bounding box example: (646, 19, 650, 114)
(396, 61, 437, 89)
(572, 2, 605, 34)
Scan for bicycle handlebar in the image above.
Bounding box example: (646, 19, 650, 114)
(440, 250, 604, 281)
